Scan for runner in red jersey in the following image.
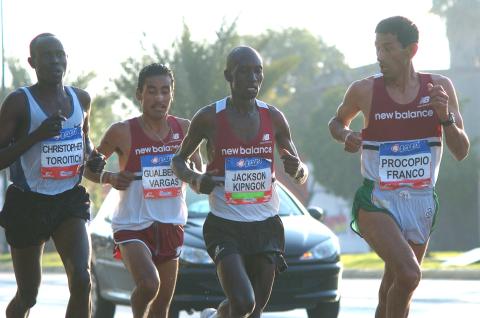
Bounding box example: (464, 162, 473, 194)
(329, 16, 470, 318)
(172, 46, 308, 318)
(85, 63, 201, 318)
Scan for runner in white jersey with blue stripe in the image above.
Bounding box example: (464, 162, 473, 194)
(0, 34, 95, 318)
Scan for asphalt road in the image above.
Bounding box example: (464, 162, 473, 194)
(1, 274, 480, 317)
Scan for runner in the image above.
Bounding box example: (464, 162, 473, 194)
(85, 63, 202, 318)
(171, 46, 308, 318)
(0, 33, 93, 318)
(328, 16, 470, 318)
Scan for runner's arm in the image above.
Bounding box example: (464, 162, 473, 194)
(171, 110, 207, 186)
(328, 81, 364, 153)
(84, 122, 124, 184)
(75, 88, 94, 157)
(270, 106, 308, 184)
(328, 81, 363, 143)
(432, 76, 469, 161)
(0, 91, 65, 170)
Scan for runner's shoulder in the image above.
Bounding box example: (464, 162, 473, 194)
(192, 103, 216, 125)
(105, 119, 131, 141)
(350, 76, 375, 95)
(171, 116, 191, 133)
(69, 86, 91, 111)
(427, 73, 453, 88)
(0, 89, 28, 118)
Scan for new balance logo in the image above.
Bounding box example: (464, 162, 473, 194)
(262, 134, 270, 141)
(418, 96, 430, 107)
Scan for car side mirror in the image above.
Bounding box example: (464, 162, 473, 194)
(308, 207, 325, 222)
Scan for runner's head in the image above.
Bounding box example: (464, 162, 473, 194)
(375, 16, 419, 79)
(136, 63, 174, 120)
(28, 33, 67, 85)
(224, 46, 263, 100)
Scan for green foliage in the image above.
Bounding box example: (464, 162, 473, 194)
(301, 85, 363, 198)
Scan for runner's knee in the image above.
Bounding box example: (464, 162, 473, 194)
(69, 268, 92, 296)
(18, 288, 39, 308)
(229, 294, 255, 317)
(135, 277, 160, 301)
(395, 265, 421, 292)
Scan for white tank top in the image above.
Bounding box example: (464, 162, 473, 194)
(9, 86, 84, 195)
(111, 117, 187, 232)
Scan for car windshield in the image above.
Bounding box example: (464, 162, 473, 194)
(186, 184, 305, 218)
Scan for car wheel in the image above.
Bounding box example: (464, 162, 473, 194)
(92, 269, 116, 318)
(306, 299, 340, 318)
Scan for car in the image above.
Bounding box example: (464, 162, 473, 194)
(90, 183, 342, 318)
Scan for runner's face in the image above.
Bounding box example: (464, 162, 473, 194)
(375, 33, 410, 79)
(31, 37, 67, 85)
(137, 75, 173, 120)
(229, 53, 263, 100)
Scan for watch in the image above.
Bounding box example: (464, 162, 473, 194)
(440, 112, 456, 126)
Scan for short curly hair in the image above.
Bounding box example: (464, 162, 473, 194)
(137, 63, 174, 91)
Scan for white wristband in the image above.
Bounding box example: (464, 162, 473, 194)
(99, 171, 107, 184)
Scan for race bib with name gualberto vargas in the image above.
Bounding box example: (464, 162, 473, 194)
(41, 127, 83, 179)
(378, 139, 432, 190)
(224, 157, 272, 205)
(141, 153, 181, 199)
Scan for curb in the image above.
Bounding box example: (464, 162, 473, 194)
(342, 269, 480, 280)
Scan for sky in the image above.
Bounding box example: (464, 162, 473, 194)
(2, 0, 449, 96)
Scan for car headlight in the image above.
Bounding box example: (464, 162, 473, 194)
(180, 245, 214, 264)
(300, 237, 340, 261)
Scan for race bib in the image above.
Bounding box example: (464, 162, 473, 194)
(41, 127, 83, 179)
(378, 140, 432, 190)
(224, 157, 272, 205)
(141, 154, 182, 199)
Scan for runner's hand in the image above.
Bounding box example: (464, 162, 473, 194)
(280, 149, 301, 178)
(344, 131, 362, 153)
(427, 83, 450, 122)
(192, 169, 223, 194)
(33, 111, 67, 141)
(108, 171, 135, 190)
(86, 149, 106, 173)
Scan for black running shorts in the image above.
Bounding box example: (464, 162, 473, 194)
(0, 185, 90, 248)
(203, 212, 287, 273)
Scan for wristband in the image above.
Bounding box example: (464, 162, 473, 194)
(100, 171, 107, 184)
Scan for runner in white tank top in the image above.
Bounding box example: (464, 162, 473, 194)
(329, 17, 470, 318)
(85, 63, 202, 318)
(172, 46, 309, 318)
(0, 33, 94, 318)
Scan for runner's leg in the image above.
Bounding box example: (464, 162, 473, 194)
(119, 241, 160, 318)
(148, 258, 179, 318)
(246, 255, 276, 318)
(53, 217, 92, 318)
(216, 254, 255, 318)
(6, 244, 44, 318)
(357, 210, 421, 318)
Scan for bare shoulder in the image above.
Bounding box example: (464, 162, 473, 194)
(348, 76, 375, 99)
(172, 116, 191, 133)
(0, 89, 28, 118)
(266, 104, 285, 121)
(70, 87, 91, 111)
(105, 120, 130, 141)
(191, 104, 216, 126)
(429, 73, 454, 89)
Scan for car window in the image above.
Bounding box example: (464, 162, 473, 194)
(186, 183, 304, 218)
